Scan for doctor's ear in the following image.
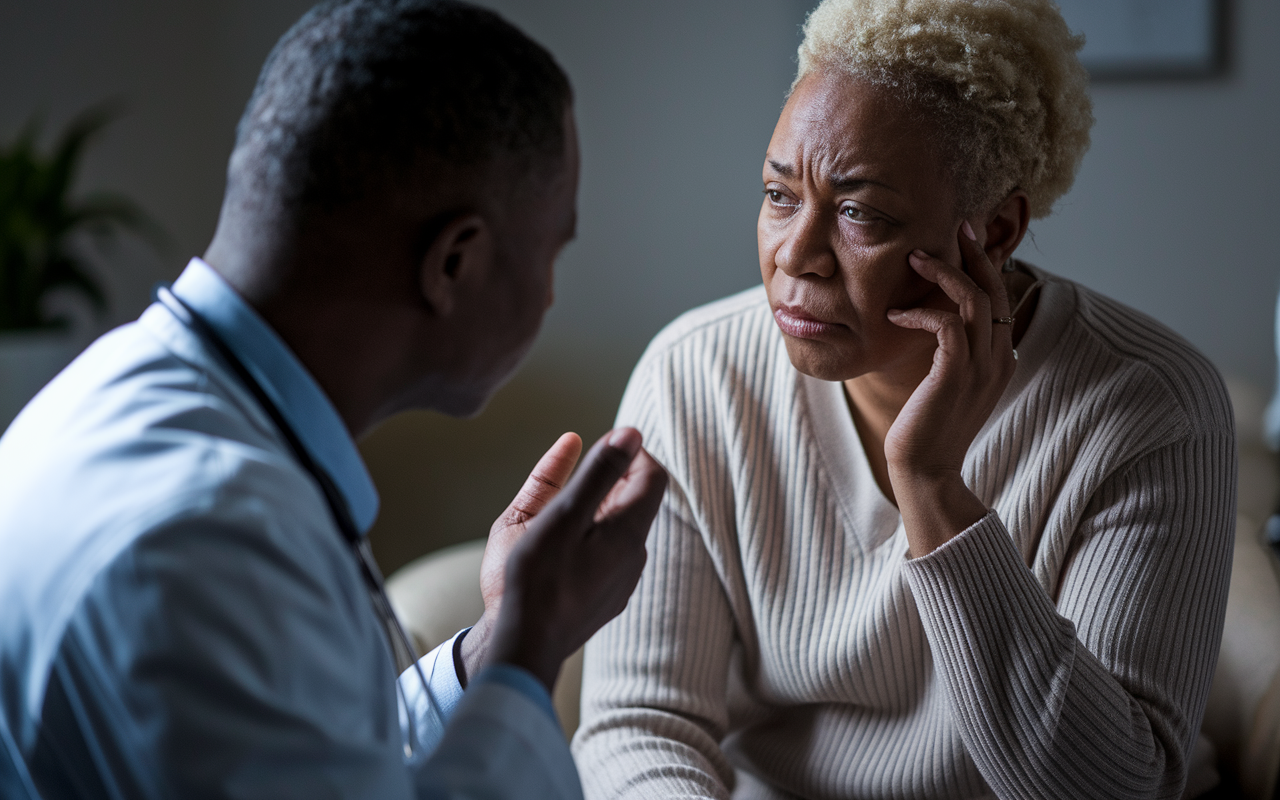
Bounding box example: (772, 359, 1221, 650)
(980, 190, 1031, 271)
(418, 213, 494, 316)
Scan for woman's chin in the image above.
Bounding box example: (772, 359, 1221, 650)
(781, 336, 867, 383)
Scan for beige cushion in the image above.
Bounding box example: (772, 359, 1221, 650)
(385, 538, 584, 739)
(1242, 666, 1280, 800)
(1183, 734, 1220, 799)
(1201, 515, 1280, 798)
(1200, 378, 1280, 798)
(1225, 378, 1280, 524)
(386, 540, 486, 656)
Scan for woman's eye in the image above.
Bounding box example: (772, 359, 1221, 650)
(764, 189, 798, 208)
(841, 204, 876, 222)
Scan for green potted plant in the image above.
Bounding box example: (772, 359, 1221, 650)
(0, 106, 161, 428)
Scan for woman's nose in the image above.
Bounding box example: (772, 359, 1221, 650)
(774, 208, 836, 279)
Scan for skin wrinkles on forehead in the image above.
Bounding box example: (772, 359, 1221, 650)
(767, 159, 901, 198)
(764, 77, 950, 228)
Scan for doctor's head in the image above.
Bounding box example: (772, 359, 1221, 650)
(759, 0, 1092, 383)
(206, 0, 578, 419)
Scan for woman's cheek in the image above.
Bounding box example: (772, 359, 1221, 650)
(836, 238, 911, 297)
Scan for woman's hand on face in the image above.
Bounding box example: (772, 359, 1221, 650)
(882, 222, 1017, 556)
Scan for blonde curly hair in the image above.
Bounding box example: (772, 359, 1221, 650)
(796, 0, 1093, 218)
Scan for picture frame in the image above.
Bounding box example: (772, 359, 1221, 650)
(1055, 0, 1228, 80)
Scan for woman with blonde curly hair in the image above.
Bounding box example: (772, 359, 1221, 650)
(572, 1, 1236, 798)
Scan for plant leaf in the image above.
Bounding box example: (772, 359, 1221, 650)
(0, 103, 166, 331)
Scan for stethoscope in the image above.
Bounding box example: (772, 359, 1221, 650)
(153, 285, 440, 758)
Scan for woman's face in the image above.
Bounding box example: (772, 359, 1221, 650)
(759, 71, 965, 382)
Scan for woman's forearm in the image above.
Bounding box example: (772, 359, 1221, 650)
(892, 468, 990, 558)
(906, 516, 1199, 799)
(902, 431, 1235, 799)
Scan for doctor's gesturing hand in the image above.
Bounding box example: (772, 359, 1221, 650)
(460, 428, 668, 692)
(883, 222, 1018, 559)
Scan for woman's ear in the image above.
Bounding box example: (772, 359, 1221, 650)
(418, 213, 493, 317)
(982, 190, 1031, 270)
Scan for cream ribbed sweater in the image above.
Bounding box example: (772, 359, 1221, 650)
(572, 270, 1237, 800)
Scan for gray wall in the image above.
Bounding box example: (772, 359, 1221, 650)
(3, 0, 1277, 567)
(1023, 0, 1280, 388)
(2, 1, 1274, 387)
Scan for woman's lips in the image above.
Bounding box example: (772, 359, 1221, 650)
(773, 305, 846, 340)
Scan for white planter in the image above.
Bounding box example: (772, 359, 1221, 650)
(0, 330, 84, 433)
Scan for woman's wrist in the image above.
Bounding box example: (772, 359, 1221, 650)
(890, 467, 989, 558)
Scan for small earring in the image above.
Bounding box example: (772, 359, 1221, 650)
(1002, 257, 1017, 274)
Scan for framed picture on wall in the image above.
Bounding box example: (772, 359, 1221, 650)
(1055, 0, 1227, 79)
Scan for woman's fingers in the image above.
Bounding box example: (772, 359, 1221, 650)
(886, 307, 969, 361)
(957, 222, 1012, 320)
(908, 248, 992, 352)
(956, 223, 1014, 361)
(906, 222, 1017, 357)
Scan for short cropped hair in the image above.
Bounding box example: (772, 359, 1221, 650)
(229, 0, 572, 214)
(796, 0, 1093, 219)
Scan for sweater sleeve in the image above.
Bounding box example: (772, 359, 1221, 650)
(903, 429, 1236, 800)
(571, 490, 738, 800)
(571, 340, 739, 800)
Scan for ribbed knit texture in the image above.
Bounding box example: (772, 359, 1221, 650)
(572, 270, 1237, 800)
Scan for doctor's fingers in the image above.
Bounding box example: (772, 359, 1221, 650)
(594, 447, 668, 523)
(537, 428, 645, 537)
(549, 451, 663, 617)
(496, 432, 583, 529)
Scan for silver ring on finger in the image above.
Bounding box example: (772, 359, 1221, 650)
(992, 316, 1015, 325)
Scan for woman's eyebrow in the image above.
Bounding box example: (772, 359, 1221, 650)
(766, 159, 898, 194)
(829, 170, 899, 194)
(766, 159, 796, 178)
